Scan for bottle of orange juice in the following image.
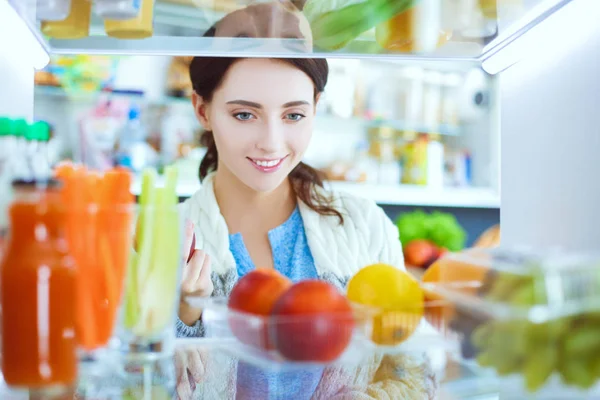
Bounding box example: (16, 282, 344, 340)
(376, 0, 452, 53)
(1, 179, 78, 392)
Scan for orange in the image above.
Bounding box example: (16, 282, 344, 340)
(422, 253, 490, 331)
(347, 264, 424, 346)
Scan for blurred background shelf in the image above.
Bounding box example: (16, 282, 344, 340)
(33, 55, 500, 246)
(129, 176, 500, 209)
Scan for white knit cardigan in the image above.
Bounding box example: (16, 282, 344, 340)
(180, 172, 406, 287)
(176, 173, 438, 399)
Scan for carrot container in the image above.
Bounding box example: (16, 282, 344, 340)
(53, 163, 135, 363)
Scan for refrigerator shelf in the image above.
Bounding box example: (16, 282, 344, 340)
(31, 0, 573, 64)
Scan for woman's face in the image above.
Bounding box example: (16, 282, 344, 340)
(193, 58, 318, 193)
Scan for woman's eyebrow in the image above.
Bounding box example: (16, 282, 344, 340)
(282, 100, 310, 107)
(226, 100, 262, 108)
(226, 100, 311, 108)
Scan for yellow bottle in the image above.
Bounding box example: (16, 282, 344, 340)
(376, 3, 452, 53)
(104, 0, 155, 39)
(41, 0, 92, 39)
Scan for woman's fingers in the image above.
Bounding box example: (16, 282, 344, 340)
(175, 350, 194, 399)
(196, 253, 213, 293)
(187, 348, 205, 384)
(181, 250, 206, 293)
(182, 219, 195, 264)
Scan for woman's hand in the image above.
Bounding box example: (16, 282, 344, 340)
(178, 220, 213, 326)
(174, 347, 208, 399)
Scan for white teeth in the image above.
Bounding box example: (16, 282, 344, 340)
(254, 159, 281, 167)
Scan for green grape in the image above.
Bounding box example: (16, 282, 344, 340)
(523, 346, 557, 392)
(559, 358, 596, 389)
(471, 323, 494, 349)
(563, 324, 600, 356)
(485, 273, 526, 302)
(509, 283, 538, 306)
(485, 321, 528, 374)
(528, 319, 570, 344)
(592, 355, 600, 379)
(476, 350, 493, 367)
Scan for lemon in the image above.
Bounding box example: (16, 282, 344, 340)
(347, 264, 424, 346)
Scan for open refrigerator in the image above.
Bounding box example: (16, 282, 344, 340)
(1, 0, 600, 399)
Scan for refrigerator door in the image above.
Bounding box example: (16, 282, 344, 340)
(500, 0, 600, 251)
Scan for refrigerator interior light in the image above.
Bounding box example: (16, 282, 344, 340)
(0, 0, 50, 70)
(482, 0, 599, 75)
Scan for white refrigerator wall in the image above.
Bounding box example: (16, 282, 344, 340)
(500, 6, 600, 251)
(0, 26, 34, 120)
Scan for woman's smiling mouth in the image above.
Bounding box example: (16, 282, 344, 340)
(248, 156, 288, 173)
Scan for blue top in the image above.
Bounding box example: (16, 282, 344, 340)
(229, 206, 319, 282)
(230, 206, 323, 400)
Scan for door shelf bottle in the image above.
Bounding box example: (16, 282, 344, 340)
(1, 179, 78, 393)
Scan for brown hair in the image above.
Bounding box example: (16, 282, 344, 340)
(189, 56, 343, 223)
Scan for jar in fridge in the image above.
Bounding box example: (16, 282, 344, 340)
(41, 0, 92, 39)
(422, 71, 443, 131)
(37, 0, 72, 21)
(441, 73, 462, 127)
(375, 0, 452, 53)
(96, 0, 143, 20)
(401, 132, 428, 185)
(1, 179, 78, 392)
(104, 0, 155, 39)
(401, 67, 425, 129)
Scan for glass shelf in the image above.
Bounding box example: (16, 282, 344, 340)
(0, 338, 500, 400)
(37, 0, 573, 62)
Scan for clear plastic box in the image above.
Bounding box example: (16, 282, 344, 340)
(186, 296, 457, 371)
(422, 247, 600, 398)
(189, 297, 371, 370)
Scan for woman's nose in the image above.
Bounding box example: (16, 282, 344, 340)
(256, 120, 284, 154)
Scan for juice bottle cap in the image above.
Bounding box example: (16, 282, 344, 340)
(27, 121, 51, 142)
(0, 117, 11, 136)
(11, 118, 28, 138)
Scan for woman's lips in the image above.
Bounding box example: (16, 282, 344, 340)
(248, 156, 288, 173)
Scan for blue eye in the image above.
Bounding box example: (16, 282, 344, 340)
(286, 113, 305, 121)
(234, 112, 254, 121)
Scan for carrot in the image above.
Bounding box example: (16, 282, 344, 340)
(97, 235, 118, 344)
(101, 168, 134, 308)
(55, 164, 99, 349)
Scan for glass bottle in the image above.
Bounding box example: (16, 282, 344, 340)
(1, 179, 78, 393)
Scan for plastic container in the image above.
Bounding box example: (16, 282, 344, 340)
(96, 0, 143, 20)
(422, 247, 600, 398)
(37, 0, 72, 21)
(103, 0, 155, 39)
(375, 0, 452, 53)
(186, 297, 371, 370)
(188, 296, 456, 369)
(41, 0, 92, 39)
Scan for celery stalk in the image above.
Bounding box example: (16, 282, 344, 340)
(129, 166, 181, 337)
(123, 169, 156, 330)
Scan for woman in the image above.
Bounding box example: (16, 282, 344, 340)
(174, 57, 437, 399)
